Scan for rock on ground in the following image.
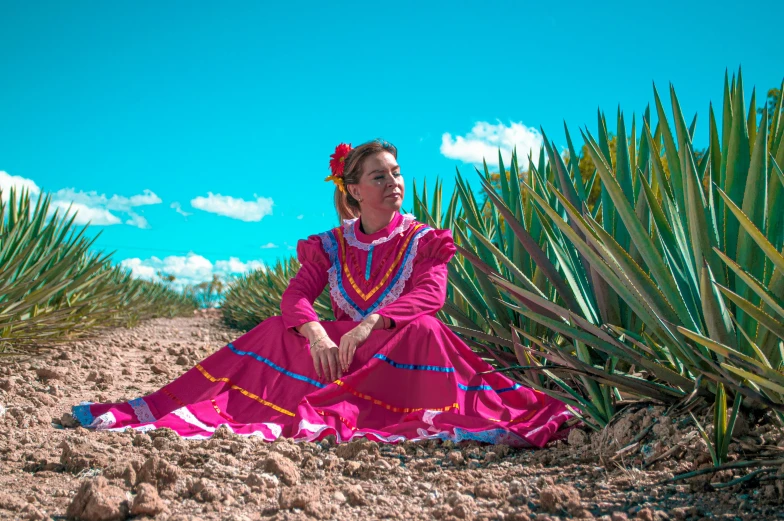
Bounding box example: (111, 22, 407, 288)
(66, 477, 129, 521)
(130, 482, 167, 517)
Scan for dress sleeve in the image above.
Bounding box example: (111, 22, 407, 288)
(280, 234, 331, 332)
(376, 228, 456, 329)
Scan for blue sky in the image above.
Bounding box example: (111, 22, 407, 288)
(1, 0, 781, 287)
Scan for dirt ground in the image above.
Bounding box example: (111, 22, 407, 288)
(1, 312, 783, 521)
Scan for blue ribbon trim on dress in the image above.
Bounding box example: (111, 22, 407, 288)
(324, 226, 432, 318)
(128, 397, 156, 423)
(320, 229, 339, 261)
(321, 230, 365, 318)
(365, 245, 374, 281)
(374, 353, 522, 394)
(373, 353, 455, 372)
(458, 383, 522, 393)
(72, 403, 95, 427)
(458, 384, 494, 391)
(228, 343, 326, 388)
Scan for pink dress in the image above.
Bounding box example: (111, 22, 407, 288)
(73, 213, 571, 447)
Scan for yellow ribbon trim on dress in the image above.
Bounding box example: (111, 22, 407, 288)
(317, 409, 358, 431)
(211, 399, 235, 423)
(195, 363, 296, 417)
(337, 223, 426, 302)
(195, 365, 460, 419)
(161, 387, 185, 406)
(333, 379, 459, 413)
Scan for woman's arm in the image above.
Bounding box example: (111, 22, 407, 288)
(281, 237, 345, 380)
(375, 259, 449, 329)
(280, 236, 330, 336)
(375, 229, 456, 329)
(361, 313, 391, 330)
(297, 320, 329, 344)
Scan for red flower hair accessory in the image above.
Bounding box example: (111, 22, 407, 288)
(325, 143, 353, 193)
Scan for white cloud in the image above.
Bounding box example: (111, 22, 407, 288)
(440, 121, 543, 169)
(53, 188, 161, 212)
(112, 190, 161, 209)
(215, 257, 265, 276)
(0, 171, 41, 200)
(51, 200, 122, 226)
(120, 257, 158, 280)
(1, 170, 160, 228)
(297, 215, 304, 220)
(170, 202, 192, 217)
(124, 211, 150, 229)
(260, 242, 279, 249)
(121, 253, 266, 289)
(190, 192, 274, 222)
(52, 188, 160, 229)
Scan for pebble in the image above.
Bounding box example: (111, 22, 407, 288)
(34, 368, 63, 381)
(131, 483, 167, 517)
(151, 364, 168, 375)
(261, 451, 300, 486)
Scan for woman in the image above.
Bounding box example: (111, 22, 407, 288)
(73, 139, 571, 447)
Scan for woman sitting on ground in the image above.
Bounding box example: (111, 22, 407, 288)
(73, 139, 571, 447)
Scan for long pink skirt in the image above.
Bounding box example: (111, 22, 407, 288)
(73, 316, 571, 447)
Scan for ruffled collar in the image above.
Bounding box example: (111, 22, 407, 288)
(341, 213, 416, 250)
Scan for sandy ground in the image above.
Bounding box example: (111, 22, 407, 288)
(1, 312, 783, 521)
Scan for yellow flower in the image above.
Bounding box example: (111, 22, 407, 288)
(324, 175, 346, 193)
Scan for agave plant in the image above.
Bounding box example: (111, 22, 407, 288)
(221, 256, 333, 331)
(415, 69, 784, 431)
(0, 188, 197, 357)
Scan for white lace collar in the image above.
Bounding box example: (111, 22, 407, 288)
(341, 213, 416, 251)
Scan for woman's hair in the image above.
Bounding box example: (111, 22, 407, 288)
(334, 138, 398, 221)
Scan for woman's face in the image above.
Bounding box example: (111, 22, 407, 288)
(350, 151, 404, 214)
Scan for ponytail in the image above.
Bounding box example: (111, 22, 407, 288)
(334, 187, 360, 221)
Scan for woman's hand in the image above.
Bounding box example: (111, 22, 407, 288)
(339, 314, 388, 372)
(310, 336, 342, 382)
(338, 323, 371, 373)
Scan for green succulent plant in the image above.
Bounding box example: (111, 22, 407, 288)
(0, 188, 197, 358)
(414, 70, 784, 435)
